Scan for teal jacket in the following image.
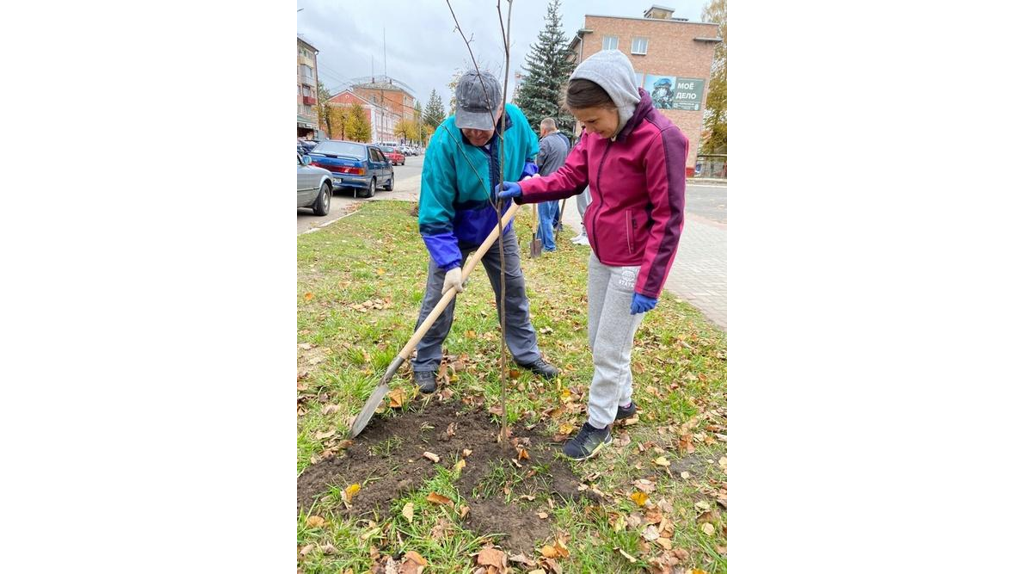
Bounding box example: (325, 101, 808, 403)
(419, 103, 539, 271)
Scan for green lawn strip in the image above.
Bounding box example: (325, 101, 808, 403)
(298, 200, 727, 571)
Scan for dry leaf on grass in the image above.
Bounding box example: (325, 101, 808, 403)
(305, 515, 325, 528)
(633, 479, 656, 493)
(388, 388, 406, 408)
(402, 502, 414, 522)
(426, 492, 454, 507)
(476, 547, 506, 568)
(453, 459, 466, 473)
(404, 551, 427, 566)
(643, 525, 660, 541)
(618, 548, 638, 563)
(423, 451, 440, 463)
(654, 456, 671, 467)
(702, 522, 716, 536)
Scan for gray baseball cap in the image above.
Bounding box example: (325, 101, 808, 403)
(455, 70, 503, 130)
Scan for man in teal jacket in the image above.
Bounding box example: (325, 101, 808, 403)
(412, 70, 559, 393)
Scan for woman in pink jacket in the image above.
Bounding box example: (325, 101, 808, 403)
(497, 50, 688, 460)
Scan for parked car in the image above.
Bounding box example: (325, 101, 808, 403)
(379, 145, 406, 166)
(308, 140, 395, 198)
(297, 153, 333, 215)
(400, 145, 416, 156)
(298, 139, 318, 154)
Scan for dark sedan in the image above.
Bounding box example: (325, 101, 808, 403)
(307, 140, 395, 198)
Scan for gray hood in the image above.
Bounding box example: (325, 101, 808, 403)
(569, 50, 641, 138)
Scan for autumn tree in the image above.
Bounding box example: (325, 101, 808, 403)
(701, 0, 727, 154)
(346, 104, 372, 142)
(316, 81, 334, 136)
(328, 105, 351, 140)
(394, 119, 419, 143)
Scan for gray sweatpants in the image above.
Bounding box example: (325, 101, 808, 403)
(412, 229, 543, 373)
(587, 252, 645, 428)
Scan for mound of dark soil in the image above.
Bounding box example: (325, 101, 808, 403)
(297, 398, 588, 554)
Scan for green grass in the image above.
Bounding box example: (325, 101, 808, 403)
(298, 200, 727, 573)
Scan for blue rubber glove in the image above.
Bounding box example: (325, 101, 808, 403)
(495, 181, 522, 200)
(520, 162, 539, 179)
(630, 293, 658, 315)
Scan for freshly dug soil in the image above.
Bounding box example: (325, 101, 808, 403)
(297, 398, 587, 554)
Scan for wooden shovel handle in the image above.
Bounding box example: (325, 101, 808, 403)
(396, 202, 521, 360)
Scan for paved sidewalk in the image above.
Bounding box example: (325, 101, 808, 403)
(558, 197, 727, 330)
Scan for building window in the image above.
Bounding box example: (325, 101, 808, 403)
(602, 35, 618, 50)
(631, 37, 648, 55)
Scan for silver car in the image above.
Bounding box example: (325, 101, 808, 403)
(297, 153, 333, 216)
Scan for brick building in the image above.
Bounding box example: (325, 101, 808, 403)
(325, 90, 390, 143)
(297, 37, 320, 139)
(568, 5, 721, 176)
(352, 78, 416, 143)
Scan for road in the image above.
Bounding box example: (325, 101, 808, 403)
(297, 154, 425, 234)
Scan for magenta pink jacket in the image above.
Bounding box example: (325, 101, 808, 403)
(518, 89, 688, 299)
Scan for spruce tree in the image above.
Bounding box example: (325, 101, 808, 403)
(423, 89, 446, 129)
(514, 0, 576, 135)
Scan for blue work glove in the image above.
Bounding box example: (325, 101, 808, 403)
(520, 161, 539, 179)
(630, 293, 658, 315)
(494, 181, 522, 200)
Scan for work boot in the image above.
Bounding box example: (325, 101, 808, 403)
(562, 422, 612, 461)
(616, 401, 637, 420)
(518, 357, 559, 379)
(414, 370, 437, 394)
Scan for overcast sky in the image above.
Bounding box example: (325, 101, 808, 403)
(297, 0, 708, 109)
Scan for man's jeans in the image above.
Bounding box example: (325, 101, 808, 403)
(538, 200, 559, 252)
(412, 228, 543, 374)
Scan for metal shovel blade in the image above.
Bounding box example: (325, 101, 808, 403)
(350, 383, 390, 438)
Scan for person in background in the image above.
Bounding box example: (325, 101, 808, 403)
(535, 117, 571, 252)
(413, 70, 560, 394)
(495, 50, 687, 461)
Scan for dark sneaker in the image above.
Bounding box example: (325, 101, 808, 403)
(616, 402, 637, 420)
(414, 371, 437, 394)
(518, 358, 559, 379)
(562, 422, 612, 461)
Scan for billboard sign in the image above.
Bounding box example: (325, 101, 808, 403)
(643, 75, 705, 111)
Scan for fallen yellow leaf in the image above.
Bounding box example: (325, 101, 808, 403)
(453, 459, 466, 473)
(654, 456, 671, 467)
(630, 491, 649, 507)
(344, 483, 360, 502)
(558, 422, 575, 435)
(305, 515, 325, 528)
(618, 548, 638, 563)
(402, 502, 414, 522)
(541, 545, 558, 559)
(304, 292, 313, 301)
(702, 523, 716, 536)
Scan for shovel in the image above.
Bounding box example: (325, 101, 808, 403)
(349, 202, 522, 438)
(529, 203, 542, 258)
